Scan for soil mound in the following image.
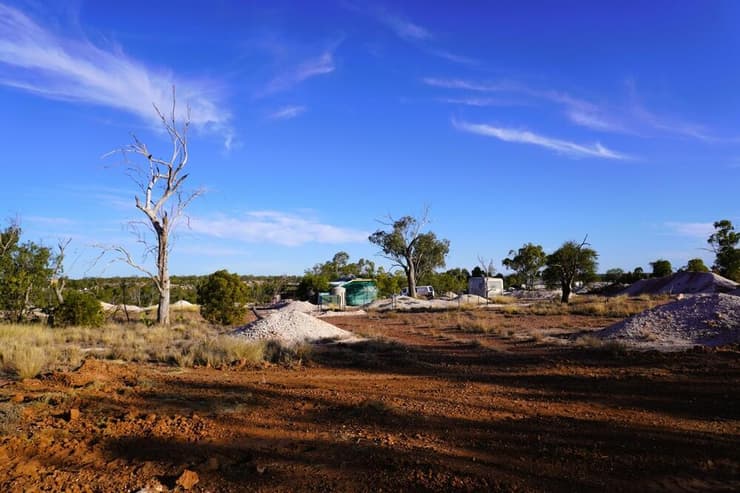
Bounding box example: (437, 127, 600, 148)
(233, 310, 353, 344)
(619, 271, 737, 297)
(594, 293, 740, 350)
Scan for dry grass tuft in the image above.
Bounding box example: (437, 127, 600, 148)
(0, 402, 22, 435)
(0, 325, 54, 378)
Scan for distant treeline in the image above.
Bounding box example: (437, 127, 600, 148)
(67, 275, 302, 306)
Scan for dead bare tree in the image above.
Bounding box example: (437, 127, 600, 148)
(476, 256, 496, 277)
(106, 87, 201, 326)
(50, 238, 71, 305)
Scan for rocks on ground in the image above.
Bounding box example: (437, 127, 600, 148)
(233, 310, 354, 345)
(594, 293, 740, 350)
(618, 271, 738, 297)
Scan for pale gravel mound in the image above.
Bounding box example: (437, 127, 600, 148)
(233, 310, 354, 345)
(275, 300, 319, 313)
(455, 294, 489, 304)
(509, 289, 562, 300)
(365, 296, 431, 311)
(172, 300, 197, 309)
(102, 303, 143, 313)
(594, 293, 740, 350)
(619, 271, 738, 297)
(318, 309, 367, 318)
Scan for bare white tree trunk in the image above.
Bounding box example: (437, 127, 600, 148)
(105, 87, 200, 326)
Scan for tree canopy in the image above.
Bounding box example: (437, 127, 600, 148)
(650, 259, 673, 278)
(368, 214, 449, 298)
(708, 219, 740, 281)
(685, 258, 710, 273)
(502, 243, 546, 290)
(0, 223, 53, 322)
(543, 239, 598, 303)
(197, 270, 248, 325)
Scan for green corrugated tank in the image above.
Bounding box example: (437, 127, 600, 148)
(343, 279, 377, 306)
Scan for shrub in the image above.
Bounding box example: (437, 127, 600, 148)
(56, 291, 104, 327)
(1, 345, 49, 379)
(198, 270, 248, 325)
(263, 339, 312, 365)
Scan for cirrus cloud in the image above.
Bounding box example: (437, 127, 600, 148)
(452, 119, 629, 160)
(0, 4, 232, 143)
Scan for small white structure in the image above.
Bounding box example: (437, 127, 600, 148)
(401, 285, 435, 298)
(468, 277, 504, 298)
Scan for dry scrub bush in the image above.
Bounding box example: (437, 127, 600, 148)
(178, 337, 266, 368)
(0, 402, 21, 435)
(489, 295, 517, 304)
(575, 335, 629, 356)
(457, 318, 501, 334)
(0, 325, 54, 378)
(263, 340, 312, 365)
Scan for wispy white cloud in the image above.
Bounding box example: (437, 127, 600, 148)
(23, 215, 76, 226)
(664, 221, 715, 239)
(452, 119, 629, 160)
(373, 8, 431, 41)
(423, 77, 513, 92)
(425, 77, 625, 132)
(437, 97, 520, 107)
(428, 50, 478, 66)
(268, 105, 307, 120)
(261, 51, 334, 95)
(631, 103, 713, 141)
(428, 76, 728, 141)
(189, 211, 368, 246)
(0, 4, 231, 141)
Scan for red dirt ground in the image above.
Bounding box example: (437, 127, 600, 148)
(1, 311, 738, 492)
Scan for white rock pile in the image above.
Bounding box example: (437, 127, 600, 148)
(233, 310, 354, 345)
(594, 293, 740, 350)
(275, 300, 319, 313)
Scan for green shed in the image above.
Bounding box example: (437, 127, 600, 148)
(342, 279, 378, 306)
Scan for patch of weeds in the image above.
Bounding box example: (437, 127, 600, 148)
(575, 335, 603, 348)
(357, 399, 392, 414)
(263, 340, 311, 366)
(575, 335, 629, 356)
(0, 402, 22, 435)
(1, 345, 50, 379)
(602, 340, 629, 357)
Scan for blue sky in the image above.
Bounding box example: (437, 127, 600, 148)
(1, 0, 738, 278)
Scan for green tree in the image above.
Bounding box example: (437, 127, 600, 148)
(374, 268, 406, 298)
(0, 223, 53, 322)
(368, 214, 450, 298)
(502, 243, 547, 290)
(420, 267, 470, 294)
(543, 239, 598, 304)
(686, 258, 710, 272)
(56, 290, 104, 327)
(197, 270, 248, 325)
(707, 220, 740, 281)
(650, 259, 673, 278)
(604, 268, 625, 284)
(296, 272, 330, 302)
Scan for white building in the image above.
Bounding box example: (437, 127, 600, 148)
(468, 277, 504, 298)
